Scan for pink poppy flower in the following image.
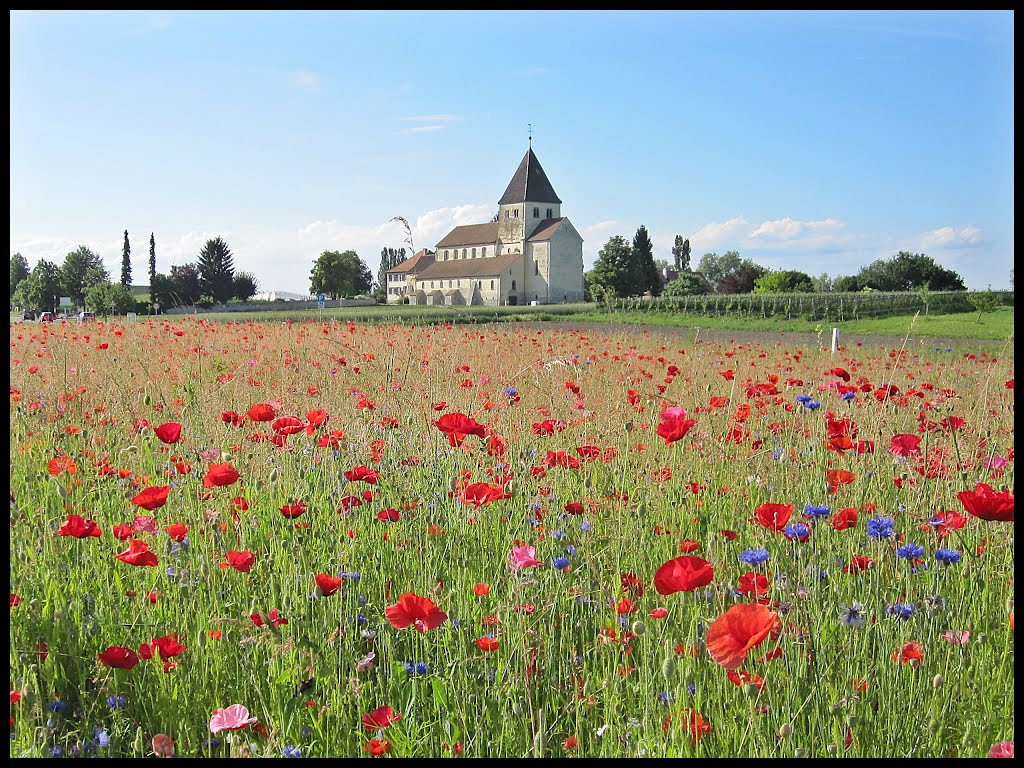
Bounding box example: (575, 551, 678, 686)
(988, 741, 1014, 758)
(942, 630, 971, 646)
(509, 545, 544, 570)
(209, 704, 257, 734)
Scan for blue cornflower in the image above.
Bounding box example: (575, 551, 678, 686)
(804, 400, 821, 410)
(656, 691, 674, 705)
(580, 521, 592, 532)
(564, 545, 577, 556)
(356, 613, 368, 626)
(50, 747, 63, 758)
(685, 683, 697, 695)
(796, 394, 813, 404)
(739, 548, 770, 566)
(415, 661, 429, 675)
(106, 695, 127, 709)
(866, 516, 895, 540)
(771, 446, 785, 460)
(841, 391, 856, 401)
(282, 745, 302, 758)
(552, 529, 564, 540)
(803, 505, 831, 518)
(340, 571, 362, 581)
(935, 548, 962, 566)
(94, 729, 110, 749)
(504, 387, 518, 397)
(839, 601, 866, 628)
(885, 602, 915, 620)
(48, 700, 66, 713)
(783, 522, 811, 542)
(896, 543, 926, 560)
(552, 557, 570, 570)
(203, 738, 222, 751)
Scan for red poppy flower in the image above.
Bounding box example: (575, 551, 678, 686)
(153, 422, 182, 444)
(247, 403, 277, 422)
(115, 539, 159, 567)
(345, 465, 380, 484)
(251, 609, 288, 628)
(111, 523, 133, 540)
(458, 481, 512, 508)
(434, 412, 487, 447)
(47, 455, 78, 477)
(476, 636, 500, 652)
(384, 591, 448, 632)
(727, 669, 766, 689)
(315, 573, 342, 597)
(614, 597, 639, 615)
(362, 705, 401, 730)
(203, 463, 240, 488)
(755, 503, 793, 532)
(656, 406, 697, 445)
(957, 482, 1014, 522)
(473, 583, 490, 597)
(363, 738, 391, 756)
(927, 510, 967, 536)
(377, 508, 402, 522)
(649, 607, 669, 619)
(653, 555, 715, 595)
(621, 572, 644, 598)
(152, 734, 175, 758)
(843, 555, 874, 573)
(152, 634, 187, 659)
(736, 571, 771, 598)
(131, 485, 171, 511)
(705, 602, 781, 670)
(666, 708, 712, 745)
(10, 593, 22, 608)
(831, 507, 858, 530)
(57, 514, 102, 538)
(279, 500, 307, 519)
(826, 469, 856, 494)
(678, 538, 701, 553)
(889, 433, 923, 458)
(98, 646, 140, 670)
(272, 415, 305, 435)
(221, 410, 244, 426)
(219, 550, 256, 573)
(164, 523, 189, 542)
(564, 502, 585, 516)
(892, 641, 924, 666)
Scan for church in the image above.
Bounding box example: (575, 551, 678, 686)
(385, 144, 584, 306)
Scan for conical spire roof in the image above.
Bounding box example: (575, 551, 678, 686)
(498, 147, 561, 205)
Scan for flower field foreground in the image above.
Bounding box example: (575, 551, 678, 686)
(9, 317, 1014, 758)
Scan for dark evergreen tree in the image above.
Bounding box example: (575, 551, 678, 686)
(196, 236, 236, 303)
(149, 233, 156, 285)
(633, 225, 661, 296)
(120, 230, 132, 286)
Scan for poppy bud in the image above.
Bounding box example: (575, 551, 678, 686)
(143, 392, 152, 406)
(742, 682, 759, 698)
(932, 674, 944, 689)
(794, 748, 805, 758)
(661, 657, 677, 679)
(127, 444, 138, 452)
(928, 717, 941, 734)
(630, 620, 646, 636)
(269, 467, 279, 482)
(779, 723, 792, 739)
(845, 714, 860, 728)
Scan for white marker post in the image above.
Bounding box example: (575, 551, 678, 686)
(831, 327, 840, 354)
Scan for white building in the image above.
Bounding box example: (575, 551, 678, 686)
(386, 144, 584, 305)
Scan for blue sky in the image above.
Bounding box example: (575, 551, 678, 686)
(10, 10, 1014, 295)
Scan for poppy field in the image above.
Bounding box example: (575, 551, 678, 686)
(9, 317, 1015, 758)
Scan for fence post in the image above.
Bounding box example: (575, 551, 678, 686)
(831, 327, 839, 354)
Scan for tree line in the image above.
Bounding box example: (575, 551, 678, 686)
(585, 227, 975, 301)
(11, 235, 259, 314)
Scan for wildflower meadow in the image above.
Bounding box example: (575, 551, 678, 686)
(9, 317, 1014, 758)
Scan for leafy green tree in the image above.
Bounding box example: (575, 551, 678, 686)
(85, 280, 135, 315)
(170, 264, 203, 305)
(17, 259, 63, 311)
(120, 230, 132, 286)
(149, 273, 176, 310)
(753, 270, 815, 294)
(11, 252, 30, 301)
(967, 289, 1001, 323)
(855, 251, 965, 292)
(59, 245, 109, 307)
(833, 274, 862, 292)
(633, 225, 661, 296)
(589, 235, 634, 298)
(309, 250, 373, 299)
(697, 251, 767, 294)
(662, 272, 711, 296)
(378, 247, 407, 292)
(233, 271, 259, 302)
(812, 273, 834, 293)
(196, 236, 236, 303)
(149, 233, 157, 285)
(671, 236, 691, 273)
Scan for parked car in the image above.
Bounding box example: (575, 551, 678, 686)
(38, 311, 55, 322)
(78, 311, 97, 322)
(21, 309, 35, 321)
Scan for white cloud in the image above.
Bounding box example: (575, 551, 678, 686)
(747, 217, 849, 251)
(690, 217, 751, 252)
(920, 225, 983, 249)
(401, 125, 443, 134)
(400, 114, 460, 123)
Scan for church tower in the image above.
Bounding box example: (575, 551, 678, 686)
(496, 143, 562, 252)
